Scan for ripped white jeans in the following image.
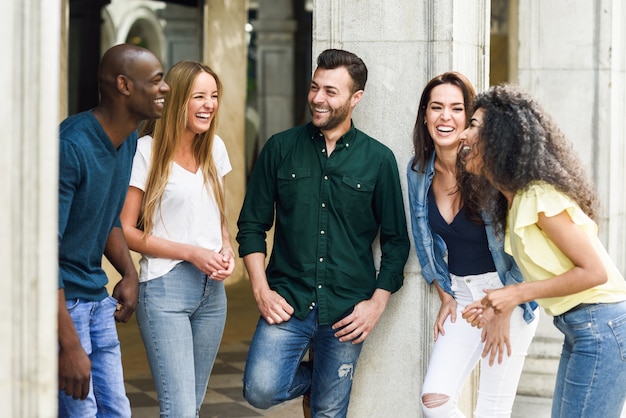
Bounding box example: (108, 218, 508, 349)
(421, 272, 538, 418)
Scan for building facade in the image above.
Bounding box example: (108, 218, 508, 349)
(2, 0, 625, 416)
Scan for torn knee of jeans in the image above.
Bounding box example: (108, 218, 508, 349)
(422, 393, 450, 408)
(337, 363, 354, 380)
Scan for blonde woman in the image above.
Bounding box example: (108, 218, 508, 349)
(120, 60, 234, 417)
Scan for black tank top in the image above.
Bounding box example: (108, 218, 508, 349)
(428, 186, 496, 276)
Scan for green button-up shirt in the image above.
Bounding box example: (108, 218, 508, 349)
(237, 122, 410, 325)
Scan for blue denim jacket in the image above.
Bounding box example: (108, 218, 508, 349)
(406, 154, 537, 323)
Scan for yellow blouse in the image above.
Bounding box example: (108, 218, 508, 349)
(506, 182, 626, 316)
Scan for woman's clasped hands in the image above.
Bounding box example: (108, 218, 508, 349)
(462, 287, 520, 365)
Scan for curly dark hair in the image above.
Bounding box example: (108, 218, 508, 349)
(471, 84, 600, 229)
(409, 71, 487, 224)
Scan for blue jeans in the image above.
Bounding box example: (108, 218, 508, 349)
(136, 261, 226, 418)
(243, 307, 363, 418)
(552, 301, 626, 417)
(58, 296, 131, 418)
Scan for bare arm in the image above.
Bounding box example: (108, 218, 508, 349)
(210, 177, 235, 280)
(464, 210, 608, 316)
(58, 289, 91, 400)
(120, 186, 230, 278)
(243, 252, 294, 324)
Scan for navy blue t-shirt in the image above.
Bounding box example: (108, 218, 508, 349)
(58, 110, 137, 301)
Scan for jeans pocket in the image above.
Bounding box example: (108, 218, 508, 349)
(560, 309, 593, 329)
(65, 298, 80, 311)
(485, 272, 503, 290)
(103, 295, 120, 316)
(608, 312, 626, 361)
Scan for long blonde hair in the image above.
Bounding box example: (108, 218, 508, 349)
(140, 60, 225, 236)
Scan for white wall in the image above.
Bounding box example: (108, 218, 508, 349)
(517, 0, 626, 273)
(0, 0, 61, 416)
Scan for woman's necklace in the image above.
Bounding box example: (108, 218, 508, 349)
(177, 152, 197, 171)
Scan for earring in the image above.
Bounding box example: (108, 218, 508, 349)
(423, 120, 427, 125)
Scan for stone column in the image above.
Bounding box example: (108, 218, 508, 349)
(513, 0, 626, 399)
(204, 0, 248, 282)
(0, 0, 61, 416)
(252, 0, 297, 145)
(312, 1, 489, 416)
(516, 0, 626, 273)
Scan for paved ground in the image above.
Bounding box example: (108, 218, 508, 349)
(118, 279, 580, 418)
(126, 338, 554, 418)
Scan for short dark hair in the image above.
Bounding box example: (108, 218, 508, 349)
(316, 49, 368, 93)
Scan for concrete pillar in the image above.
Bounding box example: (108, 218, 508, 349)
(312, 1, 490, 416)
(0, 0, 61, 416)
(204, 0, 248, 282)
(516, 0, 626, 274)
(252, 0, 297, 145)
(159, 3, 201, 69)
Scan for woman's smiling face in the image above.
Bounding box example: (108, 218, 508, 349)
(186, 71, 219, 136)
(459, 108, 484, 175)
(425, 83, 467, 150)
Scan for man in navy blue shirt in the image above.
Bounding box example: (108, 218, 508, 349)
(57, 44, 169, 417)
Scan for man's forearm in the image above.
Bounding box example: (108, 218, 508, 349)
(242, 252, 270, 297)
(58, 289, 80, 349)
(104, 226, 137, 279)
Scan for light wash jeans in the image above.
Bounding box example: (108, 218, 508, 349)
(552, 300, 626, 418)
(58, 296, 131, 418)
(421, 272, 538, 418)
(136, 261, 227, 418)
(243, 307, 363, 418)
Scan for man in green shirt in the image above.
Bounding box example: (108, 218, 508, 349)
(237, 49, 410, 418)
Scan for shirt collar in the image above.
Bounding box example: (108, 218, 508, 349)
(307, 121, 357, 149)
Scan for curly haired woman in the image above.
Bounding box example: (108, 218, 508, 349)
(461, 83, 626, 418)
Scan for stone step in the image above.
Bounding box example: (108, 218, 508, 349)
(517, 375, 555, 398)
(527, 335, 563, 358)
(517, 311, 563, 397)
(517, 356, 559, 397)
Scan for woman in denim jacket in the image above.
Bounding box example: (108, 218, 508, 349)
(406, 72, 538, 417)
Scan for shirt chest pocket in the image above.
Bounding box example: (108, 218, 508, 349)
(277, 167, 312, 210)
(340, 176, 375, 218)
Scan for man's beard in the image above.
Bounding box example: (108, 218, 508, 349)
(309, 99, 350, 131)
